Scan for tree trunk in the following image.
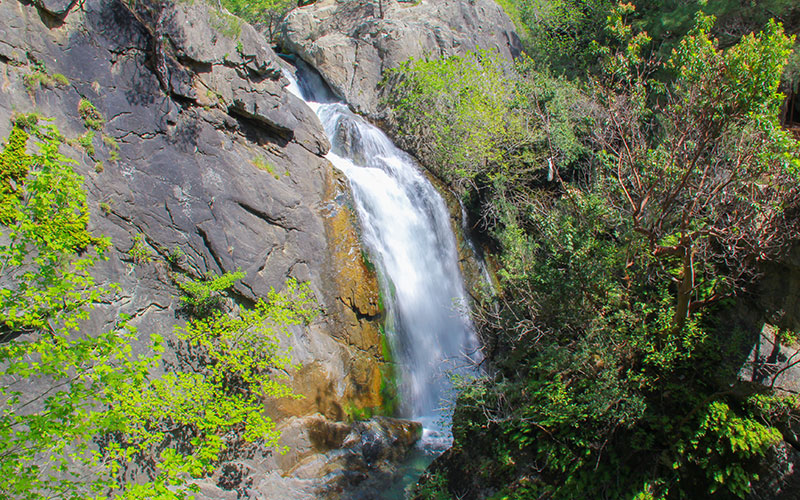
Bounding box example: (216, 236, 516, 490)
(673, 247, 693, 330)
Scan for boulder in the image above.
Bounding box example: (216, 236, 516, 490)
(278, 0, 521, 116)
(279, 415, 423, 497)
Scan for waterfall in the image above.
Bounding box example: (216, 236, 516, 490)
(283, 63, 480, 446)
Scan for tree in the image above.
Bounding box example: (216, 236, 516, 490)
(220, 0, 295, 41)
(0, 119, 315, 498)
(389, 6, 800, 499)
(0, 118, 150, 499)
(104, 278, 316, 498)
(596, 8, 800, 329)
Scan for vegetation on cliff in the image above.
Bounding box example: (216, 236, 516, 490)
(0, 120, 316, 498)
(220, 0, 295, 40)
(385, 2, 800, 498)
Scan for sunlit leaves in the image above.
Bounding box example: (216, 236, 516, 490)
(386, 51, 518, 185)
(0, 122, 315, 499)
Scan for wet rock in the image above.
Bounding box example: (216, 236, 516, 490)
(352, 417, 423, 465)
(278, 415, 422, 498)
(278, 0, 521, 117)
(332, 115, 367, 164)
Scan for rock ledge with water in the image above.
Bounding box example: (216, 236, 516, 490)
(278, 0, 522, 117)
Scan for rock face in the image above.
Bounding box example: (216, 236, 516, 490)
(0, 0, 399, 496)
(277, 415, 423, 499)
(279, 0, 522, 116)
(759, 246, 800, 332)
(32, 0, 77, 17)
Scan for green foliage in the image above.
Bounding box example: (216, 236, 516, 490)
(517, 0, 612, 75)
(595, 12, 798, 327)
(23, 60, 70, 94)
(251, 156, 280, 179)
(103, 134, 120, 163)
(0, 123, 107, 331)
(0, 127, 31, 224)
(103, 134, 119, 151)
(775, 327, 799, 347)
(0, 121, 146, 498)
(166, 245, 185, 265)
(0, 122, 315, 498)
(128, 232, 153, 264)
(78, 98, 104, 131)
(12, 112, 45, 131)
(385, 51, 587, 195)
(412, 470, 452, 500)
(220, 0, 294, 40)
(784, 44, 800, 91)
(386, 51, 519, 186)
(176, 269, 247, 316)
(105, 279, 316, 495)
(71, 130, 96, 157)
(631, 0, 800, 59)
(672, 401, 781, 498)
(391, 8, 800, 500)
(345, 404, 376, 422)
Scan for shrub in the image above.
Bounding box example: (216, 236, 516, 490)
(251, 156, 280, 179)
(23, 67, 70, 94)
(176, 269, 247, 316)
(129, 232, 152, 264)
(78, 98, 104, 130)
(72, 130, 96, 156)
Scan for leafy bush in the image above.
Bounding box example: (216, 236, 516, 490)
(385, 51, 519, 186)
(129, 232, 152, 264)
(176, 269, 247, 316)
(0, 121, 317, 498)
(385, 50, 588, 200)
(220, 0, 294, 40)
(78, 98, 104, 130)
(22, 59, 70, 94)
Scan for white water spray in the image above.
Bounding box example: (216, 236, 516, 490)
(284, 63, 480, 446)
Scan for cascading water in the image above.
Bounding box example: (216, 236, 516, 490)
(283, 63, 481, 452)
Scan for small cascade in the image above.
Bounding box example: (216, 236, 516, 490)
(283, 63, 481, 449)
